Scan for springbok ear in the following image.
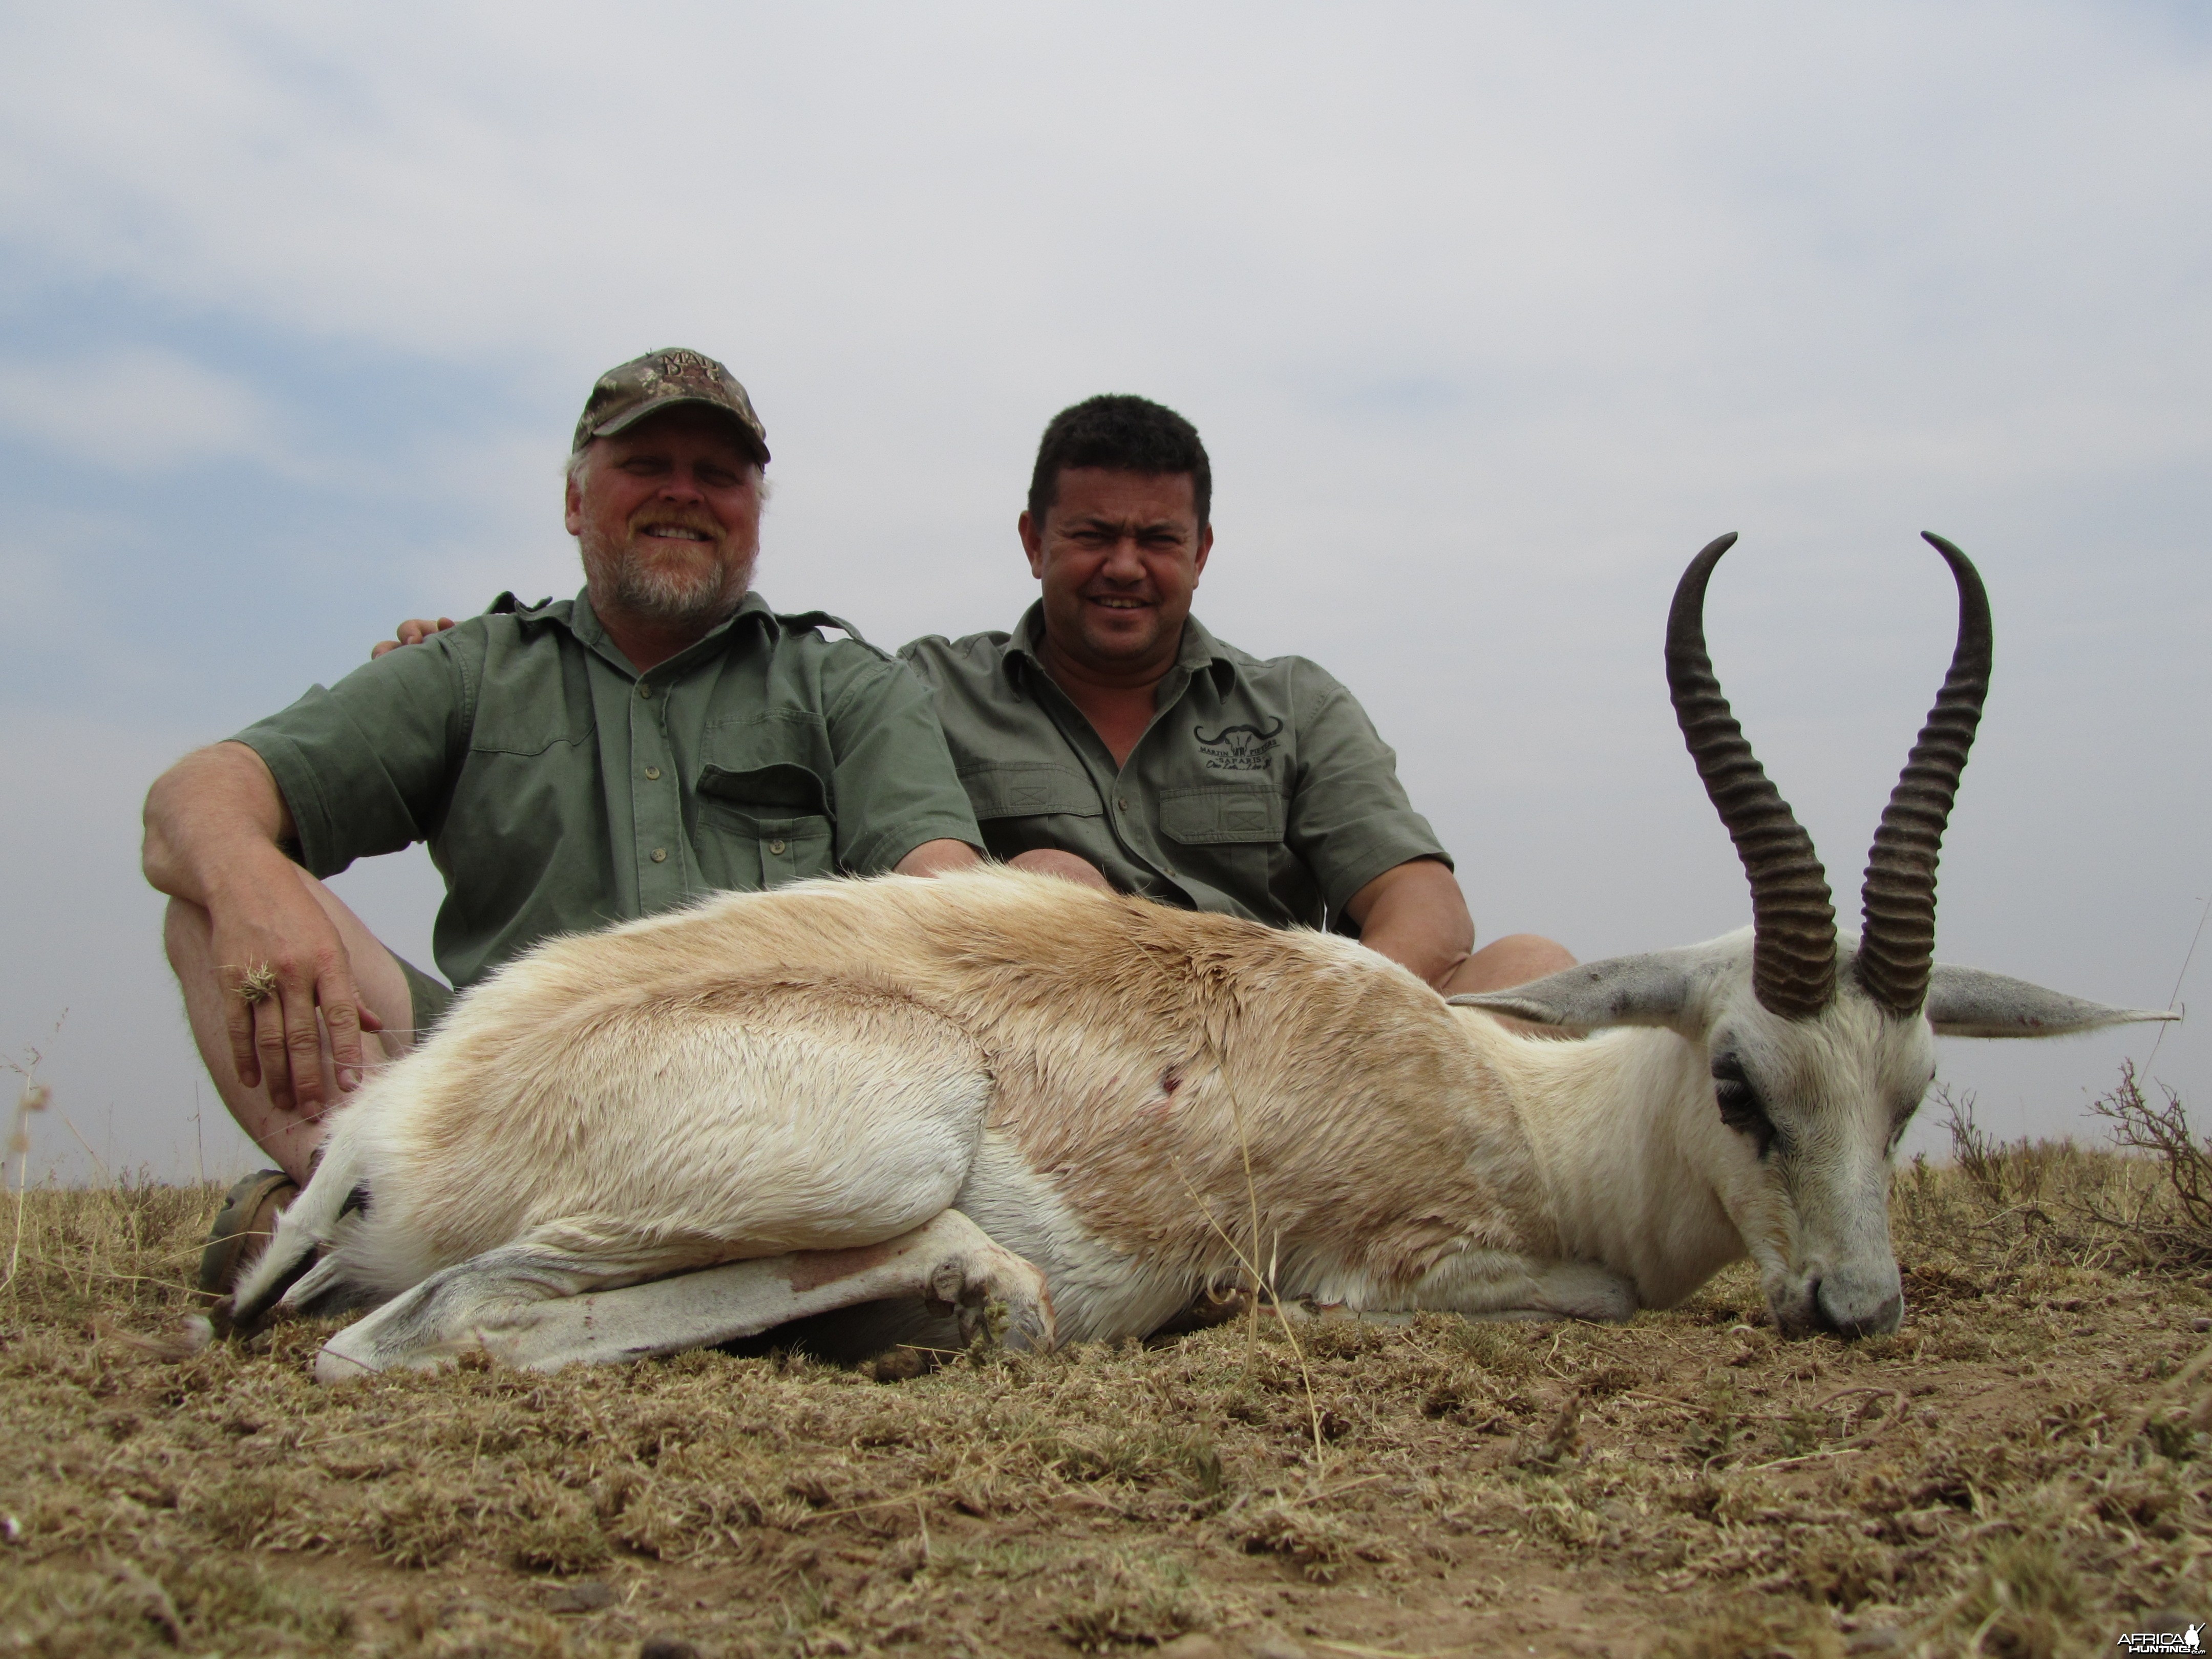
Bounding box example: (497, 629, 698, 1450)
(1449, 953, 1699, 1032)
(1923, 963, 2179, 1038)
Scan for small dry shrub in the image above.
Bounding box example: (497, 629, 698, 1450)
(2088, 1062, 2212, 1264)
(1915, 1070, 2212, 1283)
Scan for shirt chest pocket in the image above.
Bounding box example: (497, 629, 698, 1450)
(959, 762, 1102, 861)
(962, 763, 1102, 822)
(1158, 786, 1285, 845)
(1157, 784, 1288, 904)
(692, 731, 837, 892)
(467, 635, 595, 757)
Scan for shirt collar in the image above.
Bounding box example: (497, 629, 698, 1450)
(565, 587, 776, 675)
(1006, 601, 1238, 693)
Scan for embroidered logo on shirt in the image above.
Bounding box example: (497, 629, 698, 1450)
(1195, 718, 1284, 772)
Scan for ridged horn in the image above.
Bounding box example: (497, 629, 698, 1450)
(1855, 533, 1992, 1016)
(1667, 534, 1838, 1019)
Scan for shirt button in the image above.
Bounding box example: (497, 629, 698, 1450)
(636, 683, 653, 699)
(767, 839, 787, 855)
(1117, 796, 1130, 811)
(650, 848, 668, 863)
(644, 766, 662, 781)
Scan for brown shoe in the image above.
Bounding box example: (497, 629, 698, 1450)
(196, 1169, 299, 1302)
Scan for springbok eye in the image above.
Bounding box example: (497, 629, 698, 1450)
(1711, 1055, 1778, 1158)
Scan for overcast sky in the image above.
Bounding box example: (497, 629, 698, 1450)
(2, 2, 2205, 1183)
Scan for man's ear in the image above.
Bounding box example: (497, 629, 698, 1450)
(1018, 509, 1046, 578)
(1192, 523, 1213, 583)
(563, 470, 586, 537)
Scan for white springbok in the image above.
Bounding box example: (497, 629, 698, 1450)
(231, 534, 2173, 1379)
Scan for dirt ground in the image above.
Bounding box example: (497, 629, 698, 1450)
(5, 1104, 2211, 1659)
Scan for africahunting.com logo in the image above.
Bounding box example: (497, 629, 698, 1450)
(2118, 1624, 2203, 1654)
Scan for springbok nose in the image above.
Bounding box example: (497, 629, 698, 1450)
(1809, 1279, 1903, 1341)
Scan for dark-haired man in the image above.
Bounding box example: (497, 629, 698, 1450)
(148, 349, 985, 1283)
(899, 395, 1569, 995)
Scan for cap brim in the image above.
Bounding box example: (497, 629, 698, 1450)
(588, 394, 769, 461)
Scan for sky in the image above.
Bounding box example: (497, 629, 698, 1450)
(1, 2, 2205, 1183)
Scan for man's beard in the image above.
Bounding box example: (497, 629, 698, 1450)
(580, 527, 755, 629)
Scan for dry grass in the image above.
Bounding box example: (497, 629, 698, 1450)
(5, 1078, 2212, 1657)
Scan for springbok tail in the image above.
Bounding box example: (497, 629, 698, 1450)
(227, 1139, 370, 1332)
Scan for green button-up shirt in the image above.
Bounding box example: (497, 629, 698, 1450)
(236, 589, 981, 991)
(899, 605, 1450, 931)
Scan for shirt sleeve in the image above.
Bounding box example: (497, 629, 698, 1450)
(229, 627, 478, 879)
(1282, 658, 1453, 922)
(821, 649, 986, 873)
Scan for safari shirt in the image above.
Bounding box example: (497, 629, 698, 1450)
(898, 606, 1451, 932)
(235, 590, 982, 993)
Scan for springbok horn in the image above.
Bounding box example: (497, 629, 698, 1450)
(1666, 534, 1838, 1019)
(1855, 533, 1993, 1016)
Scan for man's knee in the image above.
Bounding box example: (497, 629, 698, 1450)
(1452, 933, 1576, 996)
(1006, 848, 1116, 892)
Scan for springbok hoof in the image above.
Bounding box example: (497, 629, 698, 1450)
(924, 1249, 1056, 1353)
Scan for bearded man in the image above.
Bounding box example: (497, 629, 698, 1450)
(143, 349, 984, 1290)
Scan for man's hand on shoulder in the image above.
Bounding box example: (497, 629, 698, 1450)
(371, 616, 456, 660)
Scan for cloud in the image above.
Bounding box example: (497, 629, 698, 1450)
(0, 346, 275, 471)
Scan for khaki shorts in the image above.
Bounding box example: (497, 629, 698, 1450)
(394, 954, 455, 1043)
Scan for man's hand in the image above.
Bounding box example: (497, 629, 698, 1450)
(144, 743, 371, 1117)
(204, 855, 379, 1115)
(372, 616, 455, 660)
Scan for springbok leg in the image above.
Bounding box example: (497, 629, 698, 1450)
(1398, 1250, 1641, 1325)
(311, 1208, 1053, 1380)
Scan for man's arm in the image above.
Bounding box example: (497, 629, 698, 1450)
(821, 647, 991, 877)
(143, 743, 375, 1118)
(1343, 857, 1475, 989)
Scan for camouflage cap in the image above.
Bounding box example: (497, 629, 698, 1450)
(572, 348, 770, 462)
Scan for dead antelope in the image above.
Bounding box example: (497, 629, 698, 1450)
(231, 533, 2173, 1378)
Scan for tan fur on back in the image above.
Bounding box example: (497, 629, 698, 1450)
(365, 868, 1548, 1301)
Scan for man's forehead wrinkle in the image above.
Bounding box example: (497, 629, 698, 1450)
(1059, 510, 1188, 535)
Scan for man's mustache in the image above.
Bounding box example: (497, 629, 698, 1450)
(627, 510, 722, 540)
